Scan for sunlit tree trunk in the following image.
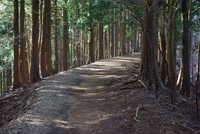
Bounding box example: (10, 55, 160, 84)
(38, 0, 43, 73)
(30, 0, 40, 83)
(13, 0, 22, 88)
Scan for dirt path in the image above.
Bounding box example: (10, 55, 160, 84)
(1, 53, 200, 134)
(1, 53, 140, 134)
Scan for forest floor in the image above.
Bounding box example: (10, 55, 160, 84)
(0, 52, 200, 134)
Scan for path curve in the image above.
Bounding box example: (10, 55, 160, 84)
(1, 53, 140, 134)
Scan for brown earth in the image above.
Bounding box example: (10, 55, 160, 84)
(0, 53, 200, 134)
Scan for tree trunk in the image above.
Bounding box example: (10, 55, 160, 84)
(120, 10, 125, 56)
(140, 0, 166, 94)
(179, 0, 190, 96)
(38, 0, 43, 73)
(115, 10, 118, 56)
(133, 19, 137, 52)
(30, 0, 41, 83)
(111, 15, 114, 57)
(41, 0, 48, 77)
(99, 20, 104, 60)
(54, 0, 59, 73)
(88, 25, 95, 63)
(13, 0, 22, 89)
(45, 0, 52, 75)
(196, 37, 200, 120)
(159, 1, 166, 83)
(104, 30, 108, 58)
(167, 0, 176, 90)
(7, 65, 12, 87)
(62, 0, 69, 71)
(20, 0, 29, 85)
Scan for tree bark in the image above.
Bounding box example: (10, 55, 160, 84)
(158, 1, 166, 84)
(20, 0, 29, 85)
(41, 0, 48, 77)
(115, 9, 118, 56)
(133, 19, 137, 52)
(111, 13, 114, 57)
(45, 0, 52, 75)
(13, 0, 22, 88)
(120, 10, 125, 56)
(30, 0, 41, 83)
(54, 0, 59, 73)
(167, 0, 176, 90)
(88, 25, 95, 63)
(179, 0, 190, 96)
(62, 0, 69, 71)
(99, 20, 104, 60)
(140, 0, 166, 95)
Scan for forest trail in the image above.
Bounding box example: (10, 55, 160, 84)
(1, 53, 141, 134)
(1, 52, 200, 134)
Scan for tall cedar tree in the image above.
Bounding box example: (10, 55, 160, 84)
(41, 0, 50, 77)
(158, 1, 166, 84)
(30, 0, 40, 83)
(167, 0, 176, 92)
(120, 10, 125, 56)
(13, 0, 22, 88)
(62, 0, 69, 71)
(179, 0, 190, 96)
(140, 0, 166, 98)
(99, 20, 103, 60)
(111, 14, 114, 57)
(88, 2, 95, 64)
(54, 0, 59, 73)
(45, 0, 53, 75)
(20, 0, 29, 85)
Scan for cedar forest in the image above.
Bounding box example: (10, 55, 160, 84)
(0, 0, 200, 123)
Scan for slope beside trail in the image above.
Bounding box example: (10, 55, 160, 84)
(1, 52, 200, 134)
